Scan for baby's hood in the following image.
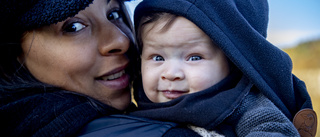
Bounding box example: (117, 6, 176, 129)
(134, 0, 312, 120)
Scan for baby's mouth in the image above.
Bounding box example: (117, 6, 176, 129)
(98, 70, 125, 81)
(161, 90, 188, 99)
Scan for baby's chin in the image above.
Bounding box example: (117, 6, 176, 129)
(149, 95, 172, 103)
(157, 97, 173, 103)
(157, 93, 184, 103)
(147, 90, 188, 103)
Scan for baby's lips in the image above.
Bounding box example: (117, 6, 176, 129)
(161, 90, 188, 99)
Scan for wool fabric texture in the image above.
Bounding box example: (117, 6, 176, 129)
(0, 66, 123, 136)
(0, 90, 121, 136)
(0, 0, 93, 45)
(0, 0, 93, 31)
(0, 0, 130, 44)
(226, 90, 300, 136)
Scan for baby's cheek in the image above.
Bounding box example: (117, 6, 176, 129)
(190, 76, 217, 93)
(144, 88, 159, 103)
(142, 78, 156, 96)
(189, 81, 208, 94)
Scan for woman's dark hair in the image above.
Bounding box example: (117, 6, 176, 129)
(0, 29, 56, 95)
(0, 30, 26, 81)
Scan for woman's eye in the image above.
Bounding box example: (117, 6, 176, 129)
(188, 56, 202, 61)
(152, 55, 164, 61)
(63, 22, 86, 33)
(107, 10, 123, 20)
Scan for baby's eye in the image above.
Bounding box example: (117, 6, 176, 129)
(63, 22, 86, 33)
(107, 10, 123, 20)
(152, 55, 164, 61)
(188, 56, 202, 61)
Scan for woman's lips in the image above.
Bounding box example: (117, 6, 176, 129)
(97, 73, 129, 90)
(161, 90, 188, 99)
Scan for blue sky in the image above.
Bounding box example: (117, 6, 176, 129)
(125, 0, 320, 49)
(267, 0, 320, 48)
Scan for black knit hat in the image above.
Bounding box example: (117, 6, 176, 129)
(0, 0, 97, 44)
(0, 0, 95, 31)
(0, 0, 133, 44)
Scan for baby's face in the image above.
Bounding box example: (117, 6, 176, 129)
(141, 16, 230, 103)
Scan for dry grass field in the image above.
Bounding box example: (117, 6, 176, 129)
(293, 69, 320, 137)
(284, 39, 320, 136)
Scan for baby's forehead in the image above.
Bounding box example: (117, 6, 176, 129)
(141, 13, 179, 34)
(143, 16, 201, 35)
(139, 13, 222, 53)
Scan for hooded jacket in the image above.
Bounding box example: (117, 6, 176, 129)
(133, 0, 312, 120)
(130, 0, 315, 136)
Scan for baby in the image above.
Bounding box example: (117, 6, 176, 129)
(140, 14, 229, 103)
(130, 0, 314, 136)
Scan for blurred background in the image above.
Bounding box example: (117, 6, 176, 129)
(268, 1, 320, 136)
(125, 0, 320, 136)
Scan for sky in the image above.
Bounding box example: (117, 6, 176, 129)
(267, 0, 320, 48)
(125, 0, 320, 49)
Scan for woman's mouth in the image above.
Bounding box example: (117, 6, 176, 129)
(100, 70, 125, 80)
(96, 70, 129, 90)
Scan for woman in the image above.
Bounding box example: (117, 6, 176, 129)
(0, 0, 132, 136)
(0, 0, 202, 136)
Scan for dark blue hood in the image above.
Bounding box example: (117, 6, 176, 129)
(134, 0, 312, 120)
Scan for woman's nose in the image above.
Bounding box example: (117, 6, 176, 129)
(98, 24, 130, 56)
(161, 63, 185, 81)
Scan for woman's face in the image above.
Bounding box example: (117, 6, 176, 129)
(20, 0, 133, 110)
